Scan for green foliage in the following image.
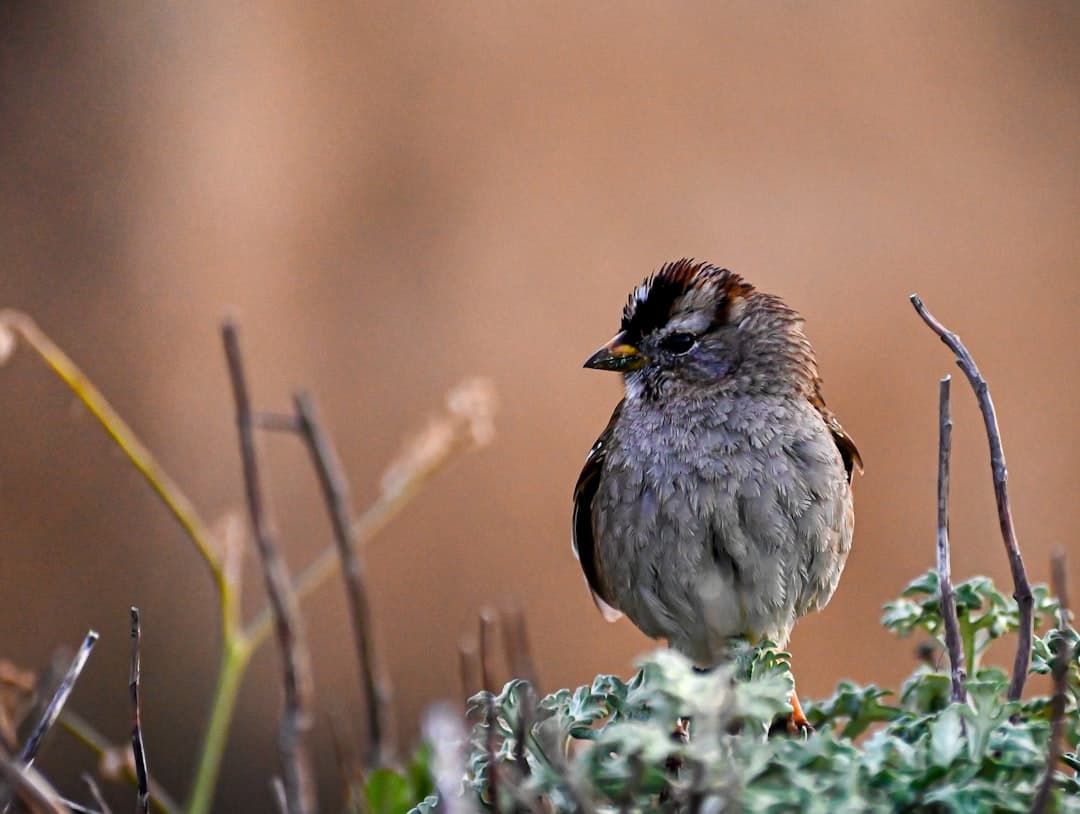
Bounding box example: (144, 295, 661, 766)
(352, 572, 1077, 812)
(882, 570, 1065, 678)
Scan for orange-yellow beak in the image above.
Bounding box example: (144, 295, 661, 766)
(583, 332, 648, 372)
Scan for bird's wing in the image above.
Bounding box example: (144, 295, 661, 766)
(810, 384, 863, 482)
(572, 401, 624, 622)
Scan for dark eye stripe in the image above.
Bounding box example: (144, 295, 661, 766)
(660, 332, 696, 354)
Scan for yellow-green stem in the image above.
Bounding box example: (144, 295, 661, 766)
(0, 311, 223, 591)
(186, 634, 252, 814)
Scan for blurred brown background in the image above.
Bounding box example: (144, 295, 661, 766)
(1, 1, 1078, 811)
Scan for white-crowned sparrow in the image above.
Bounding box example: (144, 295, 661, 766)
(573, 259, 860, 730)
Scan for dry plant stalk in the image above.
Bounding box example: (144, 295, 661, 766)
(1031, 548, 1072, 814)
(222, 320, 316, 814)
(934, 377, 966, 703)
(0, 753, 69, 814)
(293, 391, 393, 768)
(129, 609, 150, 814)
(18, 632, 99, 772)
(82, 774, 112, 814)
(500, 601, 540, 693)
(910, 294, 1033, 701)
(1, 309, 496, 813)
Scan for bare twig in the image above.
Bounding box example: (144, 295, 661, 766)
(221, 320, 315, 814)
(935, 377, 966, 703)
(511, 684, 533, 780)
(0, 311, 221, 588)
(0, 754, 69, 814)
(479, 610, 499, 694)
(59, 798, 102, 814)
(129, 609, 149, 814)
(19, 632, 99, 769)
(245, 378, 497, 650)
(58, 713, 177, 814)
(910, 294, 1033, 700)
(102, 756, 178, 814)
(500, 601, 539, 692)
(1031, 548, 1072, 814)
(484, 694, 500, 813)
(82, 775, 112, 814)
(293, 391, 393, 768)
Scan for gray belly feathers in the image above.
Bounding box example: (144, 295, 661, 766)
(594, 395, 853, 666)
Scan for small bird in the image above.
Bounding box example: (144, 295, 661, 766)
(573, 259, 860, 731)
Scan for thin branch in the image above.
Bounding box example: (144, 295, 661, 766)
(129, 609, 150, 814)
(500, 601, 539, 692)
(1031, 548, 1071, 814)
(82, 775, 113, 814)
(935, 377, 966, 703)
(0, 311, 243, 814)
(221, 320, 315, 814)
(511, 684, 533, 780)
(910, 294, 1033, 700)
(0, 755, 69, 814)
(245, 378, 496, 651)
(269, 778, 288, 814)
(0, 311, 221, 590)
(59, 798, 102, 814)
(484, 694, 500, 813)
(293, 391, 393, 768)
(58, 712, 179, 814)
(19, 632, 98, 769)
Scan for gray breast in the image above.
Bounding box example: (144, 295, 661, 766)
(593, 394, 852, 666)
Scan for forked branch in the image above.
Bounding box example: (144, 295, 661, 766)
(910, 294, 1033, 700)
(222, 320, 315, 814)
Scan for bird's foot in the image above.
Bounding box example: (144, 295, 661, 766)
(786, 689, 814, 737)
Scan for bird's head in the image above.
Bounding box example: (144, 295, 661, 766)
(584, 259, 818, 402)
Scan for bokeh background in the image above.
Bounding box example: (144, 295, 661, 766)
(1, 2, 1078, 811)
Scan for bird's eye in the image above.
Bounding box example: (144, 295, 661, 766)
(660, 332, 696, 354)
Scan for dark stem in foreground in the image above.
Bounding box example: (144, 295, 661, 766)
(20, 631, 99, 769)
(1031, 548, 1072, 814)
(500, 601, 540, 693)
(130, 608, 150, 814)
(293, 391, 393, 768)
(222, 320, 316, 814)
(83, 774, 113, 814)
(0, 754, 68, 814)
(484, 694, 500, 813)
(909, 294, 1033, 701)
(934, 377, 966, 703)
